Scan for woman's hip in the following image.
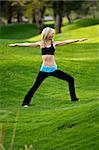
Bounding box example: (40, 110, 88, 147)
(40, 65, 58, 73)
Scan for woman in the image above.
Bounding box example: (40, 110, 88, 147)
(9, 27, 87, 108)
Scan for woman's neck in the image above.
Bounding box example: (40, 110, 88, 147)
(40, 39, 53, 48)
(44, 39, 52, 43)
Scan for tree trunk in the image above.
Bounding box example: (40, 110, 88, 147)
(17, 12, 23, 23)
(8, 7, 12, 24)
(55, 15, 62, 33)
(35, 6, 45, 33)
(17, 4, 23, 23)
(36, 10, 43, 34)
(66, 12, 72, 24)
(32, 13, 36, 23)
(53, 1, 64, 34)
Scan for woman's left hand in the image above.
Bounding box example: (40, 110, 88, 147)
(78, 38, 88, 42)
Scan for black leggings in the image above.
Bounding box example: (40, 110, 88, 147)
(22, 70, 78, 106)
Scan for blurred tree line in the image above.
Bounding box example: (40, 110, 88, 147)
(0, 0, 99, 33)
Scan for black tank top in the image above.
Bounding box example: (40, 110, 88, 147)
(41, 41, 55, 55)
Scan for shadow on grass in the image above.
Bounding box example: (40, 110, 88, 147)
(0, 24, 38, 40)
(62, 18, 99, 32)
(0, 21, 55, 40)
(0, 18, 99, 40)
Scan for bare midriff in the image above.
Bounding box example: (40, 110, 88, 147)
(42, 55, 57, 67)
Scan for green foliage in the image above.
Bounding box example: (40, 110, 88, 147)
(0, 19, 99, 149)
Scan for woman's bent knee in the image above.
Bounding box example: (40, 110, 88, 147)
(70, 76, 74, 83)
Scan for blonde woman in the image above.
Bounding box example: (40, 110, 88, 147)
(9, 27, 87, 108)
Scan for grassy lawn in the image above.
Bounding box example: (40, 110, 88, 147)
(0, 19, 99, 150)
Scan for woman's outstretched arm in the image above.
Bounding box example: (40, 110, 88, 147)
(55, 38, 88, 46)
(8, 41, 40, 47)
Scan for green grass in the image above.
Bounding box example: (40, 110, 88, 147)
(0, 24, 38, 39)
(0, 19, 99, 150)
(62, 18, 99, 31)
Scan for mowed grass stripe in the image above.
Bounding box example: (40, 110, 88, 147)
(0, 19, 99, 149)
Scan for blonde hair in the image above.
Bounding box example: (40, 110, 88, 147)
(41, 27, 55, 41)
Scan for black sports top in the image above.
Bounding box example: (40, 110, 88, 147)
(41, 42, 55, 55)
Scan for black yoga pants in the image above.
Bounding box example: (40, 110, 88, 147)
(22, 69, 78, 106)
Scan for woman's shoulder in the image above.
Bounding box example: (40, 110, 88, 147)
(52, 41, 56, 47)
(39, 40, 45, 48)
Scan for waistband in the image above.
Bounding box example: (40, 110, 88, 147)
(40, 65, 57, 73)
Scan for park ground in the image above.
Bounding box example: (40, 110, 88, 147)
(0, 18, 99, 150)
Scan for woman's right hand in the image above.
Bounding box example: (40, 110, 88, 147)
(8, 44, 17, 47)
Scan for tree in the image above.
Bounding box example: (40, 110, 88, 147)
(64, 0, 99, 22)
(79, 0, 99, 18)
(0, 0, 12, 24)
(7, 1, 13, 23)
(64, 1, 83, 23)
(53, 0, 64, 33)
(25, 0, 47, 33)
(10, 0, 25, 23)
